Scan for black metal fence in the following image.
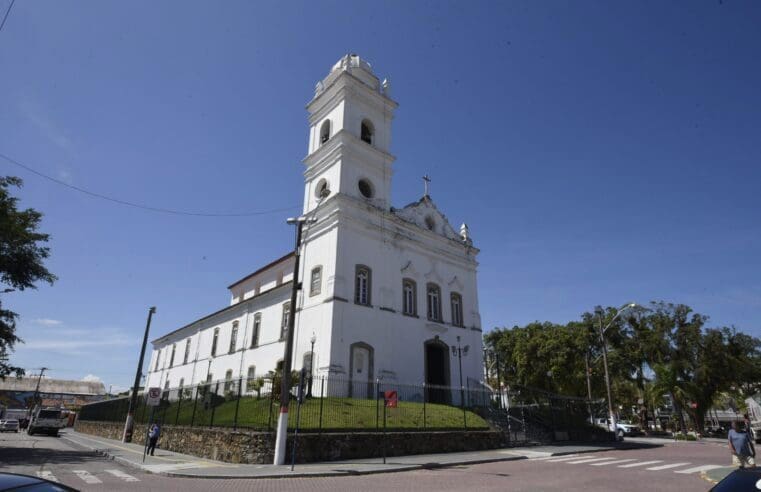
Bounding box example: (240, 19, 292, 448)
(78, 374, 494, 433)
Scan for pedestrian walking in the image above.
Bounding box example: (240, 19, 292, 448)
(729, 420, 756, 469)
(147, 422, 161, 456)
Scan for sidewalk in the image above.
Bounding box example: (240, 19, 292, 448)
(61, 430, 655, 479)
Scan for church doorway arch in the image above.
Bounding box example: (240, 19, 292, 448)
(424, 338, 451, 404)
(349, 342, 374, 399)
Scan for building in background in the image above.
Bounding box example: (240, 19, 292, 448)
(146, 55, 483, 402)
(0, 376, 106, 410)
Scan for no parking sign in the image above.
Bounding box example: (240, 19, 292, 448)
(146, 387, 161, 406)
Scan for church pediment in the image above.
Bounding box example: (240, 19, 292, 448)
(392, 196, 460, 241)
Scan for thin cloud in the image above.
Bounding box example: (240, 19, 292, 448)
(32, 318, 63, 326)
(82, 374, 102, 383)
(17, 96, 73, 150)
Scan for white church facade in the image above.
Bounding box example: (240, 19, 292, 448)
(145, 55, 483, 401)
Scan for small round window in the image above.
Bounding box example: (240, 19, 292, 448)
(358, 179, 374, 199)
(315, 178, 330, 199)
(425, 215, 436, 231)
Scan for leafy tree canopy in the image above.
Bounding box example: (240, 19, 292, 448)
(0, 176, 56, 378)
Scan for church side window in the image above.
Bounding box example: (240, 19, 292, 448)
(361, 119, 374, 145)
(224, 370, 233, 393)
(355, 265, 371, 306)
(280, 303, 291, 341)
(451, 292, 463, 327)
(154, 350, 160, 371)
(246, 365, 257, 392)
(229, 321, 238, 354)
(427, 283, 442, 322)
(251, 313, 261, 348)
(320, 119, 331, 145)
(169, 344, 176, 367)
(310, 266, 322, 296)
(183, 339, 191, 365)
(403, 279, 417, 316)
(211, 327, 219, 357)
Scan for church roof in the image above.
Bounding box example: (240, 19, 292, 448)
(392, 195, 464, 243)
(226, 252, 294, 290)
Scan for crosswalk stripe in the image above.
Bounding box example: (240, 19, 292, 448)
(618, 460, 663, 468)
(546, 455, 583, 462)
(646, 462, 691, 471)
(590, 459, 637, 466)
(72, 470, 102, 484)
(105, 469, 140, 482)
(36, 471, 58, 483)
(674, 464, 725, 474)
(566, 457, 618, 464)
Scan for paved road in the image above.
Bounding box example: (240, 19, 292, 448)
(0, 431, 727, 491)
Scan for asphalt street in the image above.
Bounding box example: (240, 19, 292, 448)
(0, 430, 730, 491)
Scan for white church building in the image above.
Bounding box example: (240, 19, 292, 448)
(145, 55, 483, 402)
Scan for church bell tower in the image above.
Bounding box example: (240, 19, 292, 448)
(302, 54, 398, 214)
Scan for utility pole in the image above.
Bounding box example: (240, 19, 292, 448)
(123, 306, 156, 443)
(584, 351, 593, 424)
(274, 216, 315, 465)
(32, 367, 48, 407)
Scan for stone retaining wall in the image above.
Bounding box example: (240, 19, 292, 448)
(74, 420, 507, 464)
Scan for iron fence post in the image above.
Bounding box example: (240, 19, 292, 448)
(210, 382, 219, 428)
(190, 385, 198, 428)
(382, 380, 386, 464)
(318, 377, 324, 434)
(175, 390, 182, 425)
(462, 385, 467, 430)
(423, 383, 426, 430)
(268, 379, 275, 430)
(234, 378, 242, 431)
(375, 379, 380, 430)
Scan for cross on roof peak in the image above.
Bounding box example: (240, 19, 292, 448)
(422, 174, 431, 197)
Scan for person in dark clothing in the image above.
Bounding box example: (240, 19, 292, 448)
(147, 422, 161, 456)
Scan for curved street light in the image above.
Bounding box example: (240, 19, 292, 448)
(597, 302, 637, 440)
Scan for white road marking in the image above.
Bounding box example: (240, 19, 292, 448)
(106, 469, 140, 482)
(566, 457, 619, 464)
(674, 464, 725, 474)
(36, 471, 58, 482)
(546, 455, 583, 462)
(618, 460, 663, 468)
(646, 462, 692, 471)
(72, 470, 102, 484)
(503, 450, 552, 459)
(590, 459, 637, 466)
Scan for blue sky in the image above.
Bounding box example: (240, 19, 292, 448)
(1, 1, 759, 392)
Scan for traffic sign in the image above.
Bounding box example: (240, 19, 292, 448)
(146, 387, 161, 406)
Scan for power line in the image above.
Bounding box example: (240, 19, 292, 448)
(0, 0, 15, 34)
(0, 152, 300, 217)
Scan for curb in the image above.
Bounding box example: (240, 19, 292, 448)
(63, 433, 619, 480)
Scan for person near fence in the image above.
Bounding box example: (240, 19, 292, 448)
(147, 422, 161, 456)
(729, 420, 755, 468)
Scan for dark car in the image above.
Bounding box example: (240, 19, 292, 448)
(0, 473, 77, 491)
(710, 467, 761, 491)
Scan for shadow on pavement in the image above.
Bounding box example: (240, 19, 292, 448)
(0, 447, 103, 467)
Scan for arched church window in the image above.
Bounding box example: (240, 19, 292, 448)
(170, 343, 176, 367)
(358, 179, 374, 199)
(403, 279, 417, 316)
(224, 370, 233, 393)
(251, 313, 261, 348)
(451, 293, 463, 327)
(280, 303, 290, 341)
(310, 266, 322, 296)
(427, 283, 442, 322)
(229, 321, 238, 353)
(355, 265, 371, 306)
(183, 339, 191, 365)
(361, 119, 374, 144)
(211, 327, 219, 357)
(320, 119, 331, 145)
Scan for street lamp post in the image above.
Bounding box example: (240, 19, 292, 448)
(123, 306, 156, 443)
(451, 336, 469, 406)
(307, 333, 316, 398)
(597, 303, 637, 440)
(273, 215, 317, 466)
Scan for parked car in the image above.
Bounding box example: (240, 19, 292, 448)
(0, 472, 77, 491)
(594, 418, 642, 439)
(0, 419, 19, 433)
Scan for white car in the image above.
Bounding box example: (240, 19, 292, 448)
(0, 419, 20, 432)
(594, 418, 641, 438)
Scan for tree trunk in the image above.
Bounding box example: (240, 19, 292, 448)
(671, 391, 687, 434)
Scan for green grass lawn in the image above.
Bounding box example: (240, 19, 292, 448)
(142, 395, 489, 431)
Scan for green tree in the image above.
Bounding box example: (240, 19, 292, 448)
(0, 176, 56, 378)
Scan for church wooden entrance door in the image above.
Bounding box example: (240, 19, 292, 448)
(424, 339, 451, 404)
(349, 342, 373, 399)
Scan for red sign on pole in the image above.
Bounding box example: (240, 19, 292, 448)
(384, 390, 398, 408)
